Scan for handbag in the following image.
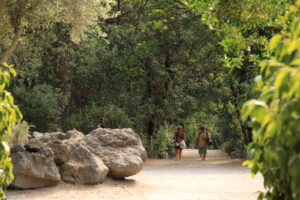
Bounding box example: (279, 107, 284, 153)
(180, 140, 186, 149)
(206, 132, 212, 146)
(206, 138, 212, 146)
(174, 141, 180, 147)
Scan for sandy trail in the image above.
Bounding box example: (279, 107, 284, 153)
(6, 150, 264, 200)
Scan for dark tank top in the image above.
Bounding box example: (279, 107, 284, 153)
(175, 132, 184, 142)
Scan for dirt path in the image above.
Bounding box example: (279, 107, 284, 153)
(7, 150, 264, 200)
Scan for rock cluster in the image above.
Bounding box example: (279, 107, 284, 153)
(10, 128, 147, 189)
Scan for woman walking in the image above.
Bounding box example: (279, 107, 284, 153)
(173, 126, 186, 160)
(195, 126, 211, 161)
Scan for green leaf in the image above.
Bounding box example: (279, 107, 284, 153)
(251, 105, 268, 123)
(242, 160, 252, 167)
(289, 5, 299, 12)
(241, 100, 267, 121)
(276, 149, 287, 169)
(269, 34, 282, 50)
(290, 59, 300, 65)
(9, 68, 17, 77)
(292, 174, 300, 193)
(287, 40, 300, 55)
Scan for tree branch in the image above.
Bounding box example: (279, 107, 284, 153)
(0, 27, 22, 64)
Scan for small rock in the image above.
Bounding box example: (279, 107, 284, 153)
(10, 144, 26, 153)
(25, 138, 44, 152)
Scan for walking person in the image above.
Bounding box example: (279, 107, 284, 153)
(195, 126, 211, 161)
(173, 126, 186, 160)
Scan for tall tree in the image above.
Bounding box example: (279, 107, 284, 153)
(0, 0, 111, 64)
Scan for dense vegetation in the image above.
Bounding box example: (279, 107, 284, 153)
(0, 0, 293, 156)
(0, 63, 22, 199)
(1, 0, 300, 198)
(242, 3, 300, 199)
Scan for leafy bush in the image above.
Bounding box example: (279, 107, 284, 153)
(152, 124, 176, 158)
(221, 141, 232, 153)
(65, 104, 133, 134)
(242, 3, 300, 199)
(7, 121, 32, 145)
(13, 84, 64, 132)
(221, 138, 243, 158)
(0, 63, 22, 199)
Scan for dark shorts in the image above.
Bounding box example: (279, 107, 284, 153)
(198, 146, 207, 155)
(174, 142, 182, 149)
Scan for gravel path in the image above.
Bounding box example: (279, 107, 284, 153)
(6, 150, 264, 200)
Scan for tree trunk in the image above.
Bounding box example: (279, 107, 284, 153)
(1, 27, 22, 64)
(61, 64, 75, 126)
(117, 0, 121, 25)
(164, 53, 170, 93)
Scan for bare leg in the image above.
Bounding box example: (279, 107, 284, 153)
(175, 149, 179, 160)
(179, 149, 183, 160)
(203, 154, 206, 161)
(200, 154, 205, 160)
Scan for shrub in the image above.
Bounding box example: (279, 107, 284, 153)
(13, 84, 64, 132)
(65, 104, 133, 133)
(7, 121, 32, 145)
(0, 63, 22, 199)
(151, 124, 176, 158)
(221, 138, 243, 157)
(242, 4, 300, 199)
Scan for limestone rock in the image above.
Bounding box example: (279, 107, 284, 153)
(10, 144, 26, 153)
(59, 145, 108, 184)
(10, 150, 60, 189)
(45, 140, 70, 164)
(65, 129, 84, 141)
(10, 128, 146, 187)
(25, 138, 44, 152)
(85, 128, 147, 179)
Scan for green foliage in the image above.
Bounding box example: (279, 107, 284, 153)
(242, 3, 300, 199)
(183, 112, 220, 148)
(7, 121, 32, 145)
(188, 0, 290, 68)
(222, 102, 244, 156)
(152, 124, 176, 158)
(13, 84, 64, 132)
(185, 0, 289, 157)
(0, 0, 112, 46)
(65, 104, 133, 134)
(0, 63, 22, 200)
(4, 0, 264, 160)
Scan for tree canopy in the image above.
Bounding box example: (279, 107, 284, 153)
(0, 0, 112, 63)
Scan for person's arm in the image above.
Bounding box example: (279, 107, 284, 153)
(173, 132, 176, 140)
(195, 135, 199, 149)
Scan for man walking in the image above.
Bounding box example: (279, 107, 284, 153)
(195, 126, 210, 161)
